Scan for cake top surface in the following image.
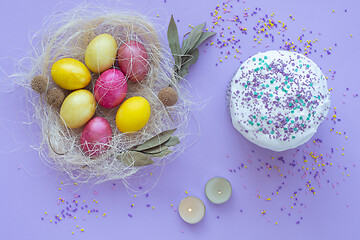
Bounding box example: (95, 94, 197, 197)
(229, 50, 330, 151)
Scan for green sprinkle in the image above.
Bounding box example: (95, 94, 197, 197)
(291, 110, 295, 114)
(284, 81, 288, 85)
(269, 94, 273, 97)
(259, 128, 263, 131)
(287, 85, 291, 89)
(253, 58, 256, 61)
(271, 131, 274, 134)
(299, 116, 303, 120)
(254, 68, 260, 72)
(244, 85, 248, 88)
(289, 103, 293, 107)
(268, 120, 272, 124)
(264, 56, 268, 59)
(258, 95, 261, 99)
(294, 128, 298, 131)
(254, 92, 258, 95)
(284, 128, 288, 131)
(292, 136, 296, 139)
(306, 64, 310, 68)
(310, 83, 313, 86)
(257, 123, 261, 126)
(275, 86, 279, 90)
(285, 76, 289, 80)
(248, 120, 254, 125)
(260, 92, 264, 95)
(295, 69, 298, 72)
(266, 84, 269, 88)
(253, 115, 256, 119)
(290, 78, 294, 82)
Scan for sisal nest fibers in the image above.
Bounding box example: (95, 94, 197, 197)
(22, 6, 190, 185)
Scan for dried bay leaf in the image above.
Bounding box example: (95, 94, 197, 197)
(164, 136, 180, 147)
(147, 148, 173, 158)
(181, 23, 205, 55)
(142, 145, 169, 154)
(179, 48, 199, 78)
(118, 151, 154, 167)
(132, 129, 177, 151)
(193, 31, 216, 50)
(167, 15, 181, 70)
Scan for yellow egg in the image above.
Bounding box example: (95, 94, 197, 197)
(60, 90, 96, 129)
(51, 58, 91, 90)
(116, 96, 151, 133)
(85, 34, 118, 73)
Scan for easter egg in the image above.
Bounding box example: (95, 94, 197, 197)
(115, 96, 151, 133)
(117, 40, 149, 82)
(85, 34, 118, 73)
(51, 58, 91, 90)
(94, 69, 127, 108)
(60, 90, 96, 129)
(80, 117, 112, 157)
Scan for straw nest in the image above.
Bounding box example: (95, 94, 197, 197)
(20, 6, 190, 185)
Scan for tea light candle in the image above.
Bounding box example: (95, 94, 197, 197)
(205, 177, 232, 204)
(178, 196, 205, 224)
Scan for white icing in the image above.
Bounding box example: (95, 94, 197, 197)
(229, 50, 330, 151)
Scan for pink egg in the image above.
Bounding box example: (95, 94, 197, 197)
(80, 117, 112, 157)
(94, 69, 127, 108)
(117, 40, 149, 82)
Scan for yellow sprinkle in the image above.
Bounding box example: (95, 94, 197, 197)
(228, 26, 230, 29)
(81, 229, 84, 232)
(225, 56, 228, 59)
(59, 217, 62, 220)
(60, 182, 63, 184)
(83, 200, 86, 203)
(266, 198, 271, 201)
(156, 15, 159, 18)
(220, 59, 223, 62)
(45, 212, 47, 215)
(72, 232, 74, 235)
(150, 173, 153, 176)
(103, 213, 106, 217)
(58, 188, 61, 191)
(131, 204, 134, 207)
(275, 222, 278, 225)
(50, 220, 52, 223)
(152, 206, 155, 209)
(88, 210, 90, 214)
(76, 225, 79, 228)
(206, 28, 208, 31)
(170, 204, 173, 207)
(74, 182, 78, 185)
(185, 191, 188, 194)
(332, 10, 335, 13)
(74, 216, 76, 219)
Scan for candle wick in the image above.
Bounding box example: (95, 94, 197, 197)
(218, 190, 222, 194)
(188, 208, 192, 212)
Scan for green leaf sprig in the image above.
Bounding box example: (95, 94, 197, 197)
(167, 15, 216, 82)
(117, 129, 180, 167)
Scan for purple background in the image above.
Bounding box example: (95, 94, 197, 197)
(1, 0, 360, 239)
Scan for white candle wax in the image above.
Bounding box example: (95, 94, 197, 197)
(178, 196, 205, 224)
(205, 177, 232, 204)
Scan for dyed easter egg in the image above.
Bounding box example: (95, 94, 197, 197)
(94, 69, 127, 108)
(51, 58, 91, 90)
(80, 117, 112, 157)
(85, 34, 118, 73)
(115, 96, 151, 133)
(117, 40, 149, 82)
(60, 90, 96, 129)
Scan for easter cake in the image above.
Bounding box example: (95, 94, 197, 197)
(229, 50, 330, 151)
